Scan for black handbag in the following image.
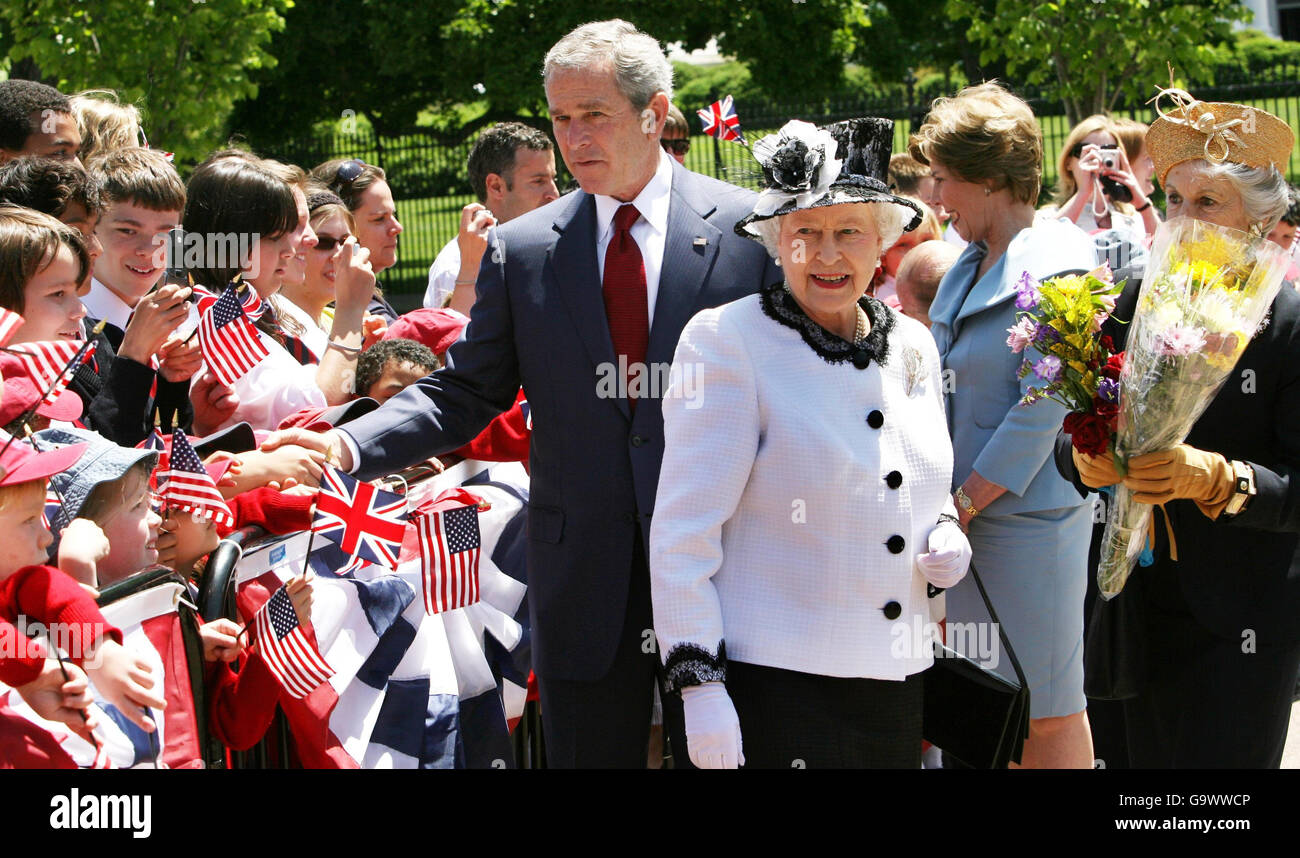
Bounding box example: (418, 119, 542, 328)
(1082, 581, 1147, 701)
(922, 561, 1031, 769)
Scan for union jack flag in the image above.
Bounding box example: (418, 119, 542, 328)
(157, 428, 234, 528)
(138, 423, 169, 486)
(415, 501, 482, 614)
(5, 339, 97, 407)
(0, 307, 23, 347)
(42, 486, 61, 531)
(312, 466, 409, 569)
(193, 281, 264, 320)
(252, 583, 334, 699)
(198, 283, 268, 386)
(697, 95, 747, 145)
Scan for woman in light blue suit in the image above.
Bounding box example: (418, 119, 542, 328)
(910, 83, 1100, 768)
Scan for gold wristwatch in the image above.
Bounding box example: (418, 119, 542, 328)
(955, 486, 980, 518)
(1222, 460, 1257, 517)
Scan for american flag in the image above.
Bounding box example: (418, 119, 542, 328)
(198, 283, 269, 386)
(0, 307, 23, 347)
(697, 95, 747, 145)
(5, 339, 97, 406)
(252, 583, 334, 699)
(157, 428, 234, 528)
(415, 502, 482, 614)
(312, 466, 409, 569)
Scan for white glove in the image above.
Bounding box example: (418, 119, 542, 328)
(915, 520, 971, 589)
(680, 681, 744, 769)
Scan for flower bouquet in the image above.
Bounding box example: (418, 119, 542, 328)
(1007, 265, 1126, 455)
(1095, 217, 1290, 598)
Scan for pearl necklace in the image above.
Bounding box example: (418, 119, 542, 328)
(853, 304, 869, 345)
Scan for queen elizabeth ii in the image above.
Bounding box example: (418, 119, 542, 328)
(649, 118, 972, 768)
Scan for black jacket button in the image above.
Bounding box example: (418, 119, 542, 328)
(886, 534, 905, 553)
(867, 410, 884, 429)
(883, 600, 902, 620)
(631, 434, 645, 447)
(852, 349, 872, 370)
(886, 470, 903, 489)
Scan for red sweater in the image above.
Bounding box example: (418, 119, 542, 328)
(0, 565, 122, 688)
(218, 488, 315, 538)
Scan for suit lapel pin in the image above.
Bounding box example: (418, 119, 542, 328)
(693, 236, 708, 247)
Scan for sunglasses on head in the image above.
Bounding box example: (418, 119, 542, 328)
(1069, 142, 1119, 159)
(313, 234, 349, 252)
(336, 159, 366, 185)
(661, 139, 690, 156)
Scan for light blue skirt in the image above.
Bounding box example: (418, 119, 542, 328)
(943, 503, 1092, 720)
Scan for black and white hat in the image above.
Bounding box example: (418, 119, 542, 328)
(736, 117, 923, 241)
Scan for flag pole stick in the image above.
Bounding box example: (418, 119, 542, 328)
(301, 501, 317, 583)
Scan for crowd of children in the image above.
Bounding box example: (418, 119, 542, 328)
(0, 79, 530, 768)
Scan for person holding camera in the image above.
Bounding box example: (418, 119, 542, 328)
(1044, 115, 1156, 246)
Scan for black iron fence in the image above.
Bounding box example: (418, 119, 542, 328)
(257, 65, 1300, 308)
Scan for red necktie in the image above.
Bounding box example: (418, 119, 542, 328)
(602, 204, 649, 410)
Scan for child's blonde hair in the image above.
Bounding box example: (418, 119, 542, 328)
(71, 89, 143, 164)
(0, 478, 48, 514)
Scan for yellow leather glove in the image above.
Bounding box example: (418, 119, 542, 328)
(1122, 444, 1234, 519)
(1072, 447, 1122, 489)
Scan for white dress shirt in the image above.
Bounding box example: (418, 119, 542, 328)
(81, 278, 134, 332)
(424, 235, 461, 309)
(593, 148, 674, 329)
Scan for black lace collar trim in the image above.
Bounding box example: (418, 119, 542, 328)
(759, 280, 895, 369)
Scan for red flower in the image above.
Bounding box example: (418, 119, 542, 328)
(1064, 411, 1110, 457)
(1100, 351, 1125, 381)
(1099, 334, 1115, 354)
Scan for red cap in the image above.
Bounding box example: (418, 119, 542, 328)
(276, 397, 380, 432)
(0, 436, 88, 486)
(383, 308, 468, 359)
(0, 353, 84, 426)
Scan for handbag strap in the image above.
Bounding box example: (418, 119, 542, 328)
(963, 560, 1029, 693)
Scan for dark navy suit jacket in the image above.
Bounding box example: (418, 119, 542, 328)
(340, 161, 779, 680)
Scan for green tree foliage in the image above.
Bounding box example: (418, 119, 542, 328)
(229, 0, 880, 146)
(947, 0, 1251, 125)
(0, 0, 289, 165)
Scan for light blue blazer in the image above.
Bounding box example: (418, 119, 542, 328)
(929, 219, 1099, 516)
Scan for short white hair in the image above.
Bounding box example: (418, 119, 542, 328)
(750, 199, 913, 259)
(543, 19, 673, 108)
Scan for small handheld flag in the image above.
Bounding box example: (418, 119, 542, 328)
(5, 339, 97, 406)
(414, 489, 484, 614)
(198, 282, 269, 386)
(0, 308, 24, 347)
(697, 95, 747, 145)
(311, 466, 409, 568)
(157, 427, 234, 528)
(251, 583, 334, 699)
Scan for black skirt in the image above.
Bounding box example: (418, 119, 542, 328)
(726, 660, 923, 769)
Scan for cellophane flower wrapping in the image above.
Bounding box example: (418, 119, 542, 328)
(1097, 217, 1290, 599)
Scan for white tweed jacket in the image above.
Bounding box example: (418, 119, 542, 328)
(650, 284, 957, 689)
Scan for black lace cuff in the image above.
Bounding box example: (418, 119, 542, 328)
(663, 640, 727, 693)
(937, 513, 961, 527)
(758, 280, 895, 369)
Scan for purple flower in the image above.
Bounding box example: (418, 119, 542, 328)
(1033, 355, 1062, 383)
(1097, 377, 1119, 404)
(1015, 271, 1040, 310)
(1006, 317, 1037, 353)
(1033, 322, 1062, 344)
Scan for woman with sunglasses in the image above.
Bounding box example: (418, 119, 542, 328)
(1044, 115, 1157, 247)
(660, 103, 691, 165)
(276, 188, 383, 365)
(310, 159, 403, 322)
